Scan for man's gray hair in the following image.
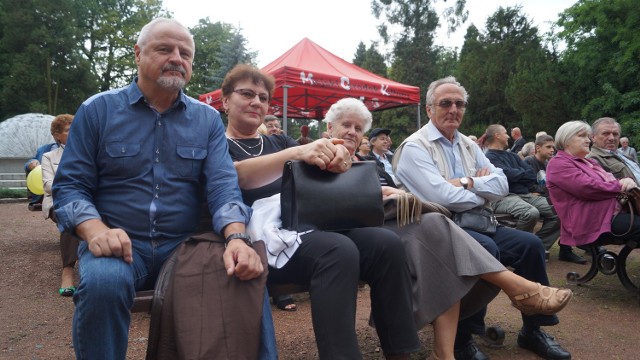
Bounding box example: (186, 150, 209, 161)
(591, 117, 620, 135)
(425, 76, 469, 106)
(555, 120, 591, 151)
(137, 18, 194, 52)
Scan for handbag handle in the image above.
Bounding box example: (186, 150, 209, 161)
(613, 191, 635, 237)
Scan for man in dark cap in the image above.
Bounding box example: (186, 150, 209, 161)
(365, 128, 398, 187)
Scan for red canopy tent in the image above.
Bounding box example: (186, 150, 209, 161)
(199, 38, 421, 130)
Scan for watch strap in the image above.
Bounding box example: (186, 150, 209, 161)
(224, 232, 252, 247)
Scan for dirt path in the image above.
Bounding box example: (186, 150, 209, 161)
(1, 202, 639, 359)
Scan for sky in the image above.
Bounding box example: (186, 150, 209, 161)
(163, 0, 577, 68)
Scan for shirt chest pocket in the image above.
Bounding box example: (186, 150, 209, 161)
(175, 145, 207, 178)
(105, 142, 142, 178)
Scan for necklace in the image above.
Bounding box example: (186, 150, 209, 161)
(228, 135, 264, 157)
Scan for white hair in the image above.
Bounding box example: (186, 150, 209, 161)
(425, 76, 469, 106)
(555, 121, 591, 151)
(137, 18, 194, 53)
(324, 98, 373, 132)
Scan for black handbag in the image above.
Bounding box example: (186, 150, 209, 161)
(281, 160, 384, 231)
(613, 187, 640, 236)
(452, 206, 498, 235)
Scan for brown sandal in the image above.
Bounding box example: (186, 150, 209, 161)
(509, 283, 573, 316)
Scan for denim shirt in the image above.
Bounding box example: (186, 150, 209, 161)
(53, 80, 251, 241)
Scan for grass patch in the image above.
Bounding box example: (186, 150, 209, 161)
(0, 188, 27, 198)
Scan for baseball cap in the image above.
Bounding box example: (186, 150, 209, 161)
(369, 128, 391, 138)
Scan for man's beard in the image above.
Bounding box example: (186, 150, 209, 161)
(157, 65, 187, 90)
(157, 76, 186, 91)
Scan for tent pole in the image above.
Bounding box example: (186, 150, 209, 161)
(417, 102, 421, 129)
(282, 85, 292, 135)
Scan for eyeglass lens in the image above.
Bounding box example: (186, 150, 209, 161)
(438, 100, 467, 108)
(234, 89, 269, 103)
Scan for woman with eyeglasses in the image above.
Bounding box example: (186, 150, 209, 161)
(221, 64, 420, 359)
(356, 136, 371, 157)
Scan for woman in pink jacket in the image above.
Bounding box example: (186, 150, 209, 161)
(547, 120, 639, 247)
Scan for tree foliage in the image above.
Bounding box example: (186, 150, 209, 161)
(557, 0, 640, 144)
(0, 0, 97, 118)
(352, 41, 387, 77)
(204, 28, 257, 94)
(75, 0, 166, 92)
(456, 6, 551, 137)
(370, 0, 467, 142)
(187, 18, 235, 97)
(0, 0, 254, 122)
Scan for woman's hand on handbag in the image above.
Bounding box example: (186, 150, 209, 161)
(619, 177, 638, 192)
(298, 139, 351, 173)
(381, 186, 405, 200)
(327, 139, 352, 173)
(299, 139, 338, 170)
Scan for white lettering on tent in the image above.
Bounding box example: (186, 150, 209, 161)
(205, 95, 213, 104)
(340, 77, 351, 90)
(300, 72, 315, 85)
(372, 98, 380, 108)
(380, 84, 390, 96)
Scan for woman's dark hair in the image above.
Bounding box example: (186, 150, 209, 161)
(221, 64, 275, 100)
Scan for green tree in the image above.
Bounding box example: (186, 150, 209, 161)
(352, 41, 387, 77)
(456, 6, 544, 136)
(505, 50, 573, 136)
(371, 0, 467, 142)
(557, 0, 640, 144)
(206, 28, 257, 92)
(76, 0, 166, 92)
(187, 19, 235, 97)
(0, 0, 97, 120)
(353, 42, 367, 67)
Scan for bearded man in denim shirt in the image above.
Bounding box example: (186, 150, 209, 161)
(53, 18, 265, 359)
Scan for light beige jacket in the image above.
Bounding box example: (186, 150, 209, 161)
(41, 146, 63, 219)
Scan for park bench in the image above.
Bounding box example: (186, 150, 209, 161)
(565, 238, 640, 301)
(131, 283, 314, 314)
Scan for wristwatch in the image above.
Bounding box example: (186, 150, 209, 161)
(224, 232, 252, 247)
(460, 177, 470, 190)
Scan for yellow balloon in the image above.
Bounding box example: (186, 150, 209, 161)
(27, 165, 44, 195)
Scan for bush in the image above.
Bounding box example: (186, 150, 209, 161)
(0, 188, 27, 199)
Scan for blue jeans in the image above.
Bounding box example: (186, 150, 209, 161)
(260, 290, 278, 360)
(73, 239, 182, 359)
(73, 239, 278, 360)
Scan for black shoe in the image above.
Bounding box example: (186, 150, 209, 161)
(579, 245, 606, 256)
(454, 340, 489, 360)
(27, 203, 41, 211)
(518, 328, 571, 359)
(558, 249, 587, 264)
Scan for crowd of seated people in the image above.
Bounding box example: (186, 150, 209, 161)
(47, 16, 640, 360)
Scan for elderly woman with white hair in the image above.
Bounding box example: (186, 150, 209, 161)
(326, 98, 573, 360)
(547, 120, 640, 249)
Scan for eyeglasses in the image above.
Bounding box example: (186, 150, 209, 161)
(266, 123, 281, 129)
(233, 88, 269, 104)
(435, 100, 467, 109)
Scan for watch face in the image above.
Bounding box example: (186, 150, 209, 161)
(460, 177, 468, 185)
